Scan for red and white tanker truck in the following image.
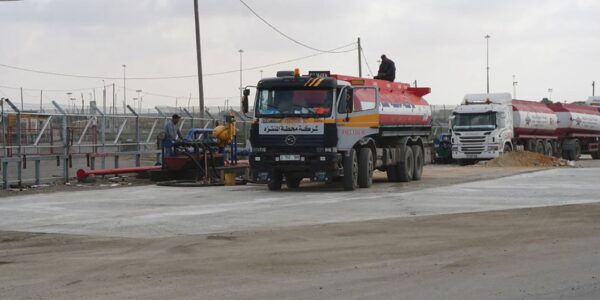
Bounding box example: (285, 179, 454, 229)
(242, 70, 432, 190)
(451, 93, 600, 163)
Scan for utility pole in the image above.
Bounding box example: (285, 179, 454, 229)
(485, 35, 491, 94)
(512, 75, 518, 99)
(194, 0, 205, 123)
(40, 90, 43, 112)
(20, 87, 23, 111)
(357, 37, 362, 77)
(112, 83, 116, 115)
(593, 81, 596, 97)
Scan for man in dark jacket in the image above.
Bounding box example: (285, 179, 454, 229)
(374, 54, 396, 82)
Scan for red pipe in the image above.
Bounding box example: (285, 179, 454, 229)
(77, 166, 161, 181)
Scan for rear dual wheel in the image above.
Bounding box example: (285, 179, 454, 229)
(397, 146, 414, 182)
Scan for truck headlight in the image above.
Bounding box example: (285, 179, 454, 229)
(254, 156, 261, 161)
(452, 146, 458, 151)
(488, 145, 499, 151)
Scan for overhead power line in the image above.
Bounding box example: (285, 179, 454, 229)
(238, 0, 354, 54)
(0, 44, 355, 81)
(359, 45, 374, 76)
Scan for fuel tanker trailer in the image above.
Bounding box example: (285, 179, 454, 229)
(548, 103, 600, 160)
(451, 93, 600, 163)
(451, 93, 558, 163)
(241, 69, 432, 190)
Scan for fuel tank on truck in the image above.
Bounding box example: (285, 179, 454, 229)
(512, 100, 557, 136)
(547, 103, 600, 137)
(331, 75, 432, 126)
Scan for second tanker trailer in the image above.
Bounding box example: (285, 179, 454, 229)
(451, 93, 600, 163)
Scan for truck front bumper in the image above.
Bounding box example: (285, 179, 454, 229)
(249, 152, 342, 183)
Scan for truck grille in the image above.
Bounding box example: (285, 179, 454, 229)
(459, 136, 486, 154)
(258, 135, 324, 147)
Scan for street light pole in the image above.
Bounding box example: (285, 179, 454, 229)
(239, 49, 244, 110)
(122, 64, 127, 114)
(485, 35, 491, 94)
(136, 89, 142, 112)
(512, 75, 518, 99)
(66, 92, 73, 111)
(548, 88, 553, 101)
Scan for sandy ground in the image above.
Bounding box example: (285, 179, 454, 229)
(1, 204, 599, 300)
(1, 159, 599, 299)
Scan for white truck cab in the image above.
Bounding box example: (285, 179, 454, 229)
(451, 93, 514, 163)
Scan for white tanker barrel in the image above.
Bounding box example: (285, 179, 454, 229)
(548, 103, 600, 136)
(512, 100, 557, 137)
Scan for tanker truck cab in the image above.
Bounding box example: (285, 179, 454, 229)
(451, 93, 514, 163)
(244, 70, 432, 191)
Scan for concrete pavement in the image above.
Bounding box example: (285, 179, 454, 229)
(0, 168, 598, 238)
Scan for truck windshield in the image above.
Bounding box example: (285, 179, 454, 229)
(452, 112, 497, 131)
(256, 88, 333, 118)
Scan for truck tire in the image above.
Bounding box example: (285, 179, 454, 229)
(535, 140, 545, 154)
(591, 150, 600, 160)
(503, 143, 512, 153)
(411, 145, 423, 181)
(526, 140, 537, 152)
(544, 141, 553, 156)
(574, 140, 582, 160)
(358, 148, 373, 188)
(386, 165, 398, 182)
(343, 149, 359, 191)
(285, 175, 302, 189)
(398, 145, 414, 182)
(268, 169, 283, 191)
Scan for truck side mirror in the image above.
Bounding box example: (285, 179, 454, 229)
(241, 95, 249, 114)
(243, 88, 250, 96)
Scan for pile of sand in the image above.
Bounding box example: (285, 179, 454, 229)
(486, 151, 571, 167)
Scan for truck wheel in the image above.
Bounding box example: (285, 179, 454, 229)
(574, 140, 582, 160)
(268, 170, 282, 191)
(411, 145, 423, 181)
(591, 150, 600, 160)
(398, 146, 414, 182)
(544, 141, 553, 156)
(562, 149, 575, 161)
(343, 149, 359, 191)
(358, 148, 373, 188)
(503, 143, 512, 153)
(535, 141, 545, 154)
(526, 140, 537, 152)
(386, 166, 398, 182)
(285, 175, 302, 189)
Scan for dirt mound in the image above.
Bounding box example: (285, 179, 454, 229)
(486, 151, 571, 167)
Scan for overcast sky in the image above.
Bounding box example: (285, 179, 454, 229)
(0, 0, 598, 111)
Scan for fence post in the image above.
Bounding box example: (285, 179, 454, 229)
(94, 106, 107, 169)
(52, 101, 70, 183)
(127, 105, 140, 167)
(4, 99, 22, 188)
(35, 159, 41, 185)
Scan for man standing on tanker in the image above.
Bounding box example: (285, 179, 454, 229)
(374, 54, 396, 82)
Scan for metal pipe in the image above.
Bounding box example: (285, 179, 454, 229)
(76, 165, 161, 181)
